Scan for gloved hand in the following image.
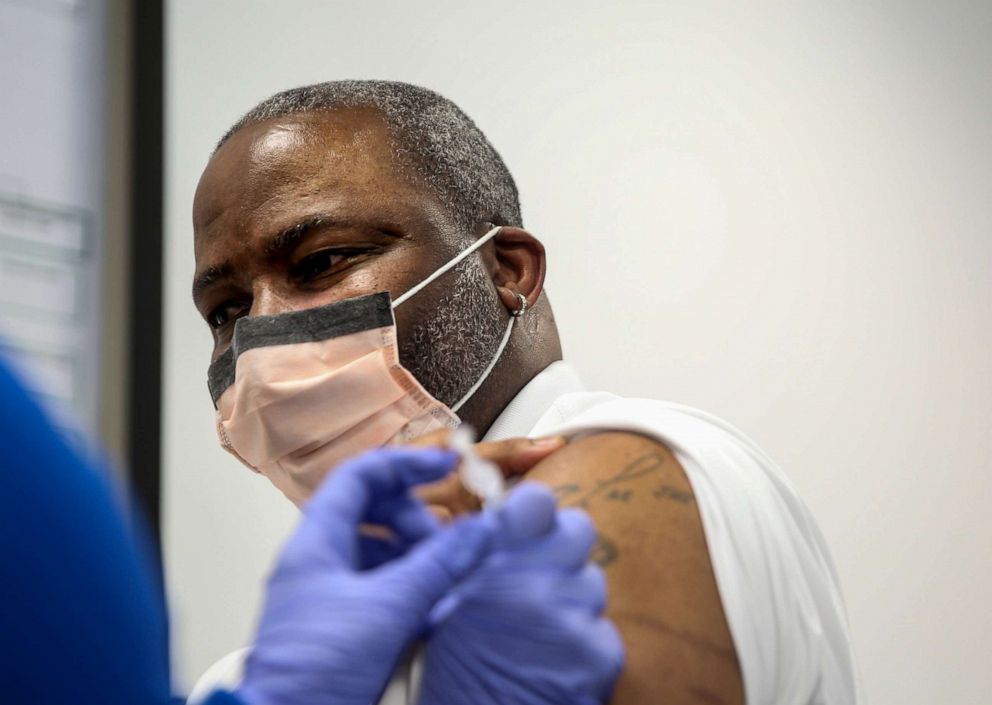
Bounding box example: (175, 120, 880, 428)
(418, 483, 625, 705)
(236, 446, 495, 705)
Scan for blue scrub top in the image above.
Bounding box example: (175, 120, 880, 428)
(0, 357, 240, 705)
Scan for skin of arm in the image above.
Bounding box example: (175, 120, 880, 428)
(523, 431, 744, 705)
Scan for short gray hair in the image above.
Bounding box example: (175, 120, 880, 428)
(218, 80, 522, 231)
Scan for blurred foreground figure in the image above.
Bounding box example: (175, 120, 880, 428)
(0, 357, 621, 705)
(192, 80, 858, 704)
(0, 357, 175, 705)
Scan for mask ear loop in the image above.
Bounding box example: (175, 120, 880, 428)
(451, 291, 528, 413)
(451, 315, 513, 413)
(390, 225, 503, 309)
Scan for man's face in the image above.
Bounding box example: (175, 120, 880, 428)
(192, 109, 505, 406)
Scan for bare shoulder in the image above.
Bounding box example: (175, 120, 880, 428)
(525, 431, 745, 705)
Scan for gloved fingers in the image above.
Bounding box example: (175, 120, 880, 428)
(549, 563, 608, 615)
(492, 481, 557, 547)
(419, 633, 504, 703)
(534, 611, 625, 693)
(585, 617, 626, 699)
(378, 513, 495, 614)
(357, 533, 404, 570)
(304, 446, 458, 532)
(364, 494, 440, 545)
(424, 604, 623, 701)
(454, 563, 607, 618)
(356, 495, 442, 570)
(545, 508, 597, 571)
(490, 507, 597, 571)
(521, 610, 625, 688)
(287, 447, 456, 571)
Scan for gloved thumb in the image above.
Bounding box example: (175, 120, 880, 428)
(492, 481, 557, 548)
(379, 513, 495, 613)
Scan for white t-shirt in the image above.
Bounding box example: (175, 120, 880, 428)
(189, 361, 859, 705)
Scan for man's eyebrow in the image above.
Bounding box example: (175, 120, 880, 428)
(192, 262, 233, 302)
(264, 215, 353, 259)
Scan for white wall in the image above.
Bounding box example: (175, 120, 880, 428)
(164, 2, 992, 702)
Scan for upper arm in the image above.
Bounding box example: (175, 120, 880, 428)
(524, 431, 744, 705)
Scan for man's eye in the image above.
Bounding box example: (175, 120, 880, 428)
(207, 302, 249, 329)
(291, 249, 366, 283)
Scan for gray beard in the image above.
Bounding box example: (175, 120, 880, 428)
(399, 256, 506, 408)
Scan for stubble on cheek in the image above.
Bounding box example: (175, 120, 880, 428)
(398, 257, 505, 407)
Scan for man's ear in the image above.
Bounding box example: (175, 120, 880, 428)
(489, 227, 547, 313)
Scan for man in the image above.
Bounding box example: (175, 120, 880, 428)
(191, 80, 858, 704)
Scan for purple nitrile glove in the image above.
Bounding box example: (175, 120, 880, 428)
(236, 446, 494, 705)
(418, 482, 625, 705)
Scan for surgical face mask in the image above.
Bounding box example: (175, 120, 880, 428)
(206, 225, 523, 506)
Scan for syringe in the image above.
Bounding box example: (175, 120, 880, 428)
(449, 425, 505, 507)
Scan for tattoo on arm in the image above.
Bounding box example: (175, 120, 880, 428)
(653, 484, 694, 504)
(589, 533, 619, 567)
(549, 451, 694, 509)
(551, 483, 582, 502)
(543, 448, 694, 571)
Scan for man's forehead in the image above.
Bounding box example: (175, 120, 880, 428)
(193, 109, 399, 233)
